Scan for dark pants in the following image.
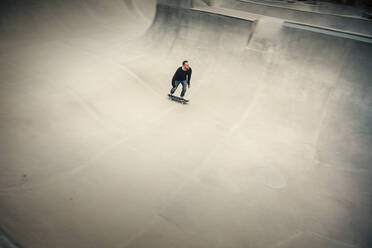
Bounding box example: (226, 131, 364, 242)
(170, 80, 187, 97)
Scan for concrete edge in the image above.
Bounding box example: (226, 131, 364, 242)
(238, 0, 372, 21)
(191, 4, 372, 42)
(0, 227, 23, 248)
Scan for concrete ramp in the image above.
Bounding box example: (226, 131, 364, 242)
(0, 0, 371, 247)
(220, 0, 372, 36)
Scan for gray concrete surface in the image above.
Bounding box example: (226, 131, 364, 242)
(0, 0, 371, 247)
(238, 0, 366, 17)
(0, 227, 22, 248)
(220, 0, 372, 36)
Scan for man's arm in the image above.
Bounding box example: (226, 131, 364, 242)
(171, 68, 178, 87)
(187, 68, 192, 86)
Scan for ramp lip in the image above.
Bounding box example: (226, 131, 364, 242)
(284, 21, 372, 43)
(191, 4, 372, 43)
(0, 226, 23, 248)
(238, 0, 372, 21)
(191, 6, 257, 22)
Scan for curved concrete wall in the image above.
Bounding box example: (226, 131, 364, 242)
(221, 0, 372, 35)
(0, 1, 371, 247)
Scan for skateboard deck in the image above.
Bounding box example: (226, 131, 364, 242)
(168, 94, 189, 104)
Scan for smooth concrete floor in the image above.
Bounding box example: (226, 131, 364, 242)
(0, 0, 371, 247)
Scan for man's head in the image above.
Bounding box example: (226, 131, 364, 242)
(182, 60, 190, 70)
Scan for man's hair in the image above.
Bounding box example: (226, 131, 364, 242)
(182, 60, 188, 65)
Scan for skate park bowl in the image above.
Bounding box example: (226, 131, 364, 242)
(0, 0, 371, 247)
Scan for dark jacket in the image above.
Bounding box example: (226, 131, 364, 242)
(172, 67, 192, 87)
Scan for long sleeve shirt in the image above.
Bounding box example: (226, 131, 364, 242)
(172, 67, 192, 86)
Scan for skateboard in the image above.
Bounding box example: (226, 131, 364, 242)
(168, 94, 189, 104)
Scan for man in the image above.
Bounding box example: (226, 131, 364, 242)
(170, 60, 192, 99)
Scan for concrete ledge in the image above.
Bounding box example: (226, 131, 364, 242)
(284, 21, 372, 43)
(0, 227, 22, 248)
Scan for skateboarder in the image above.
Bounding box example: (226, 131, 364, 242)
(170, 60, 192, 99)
